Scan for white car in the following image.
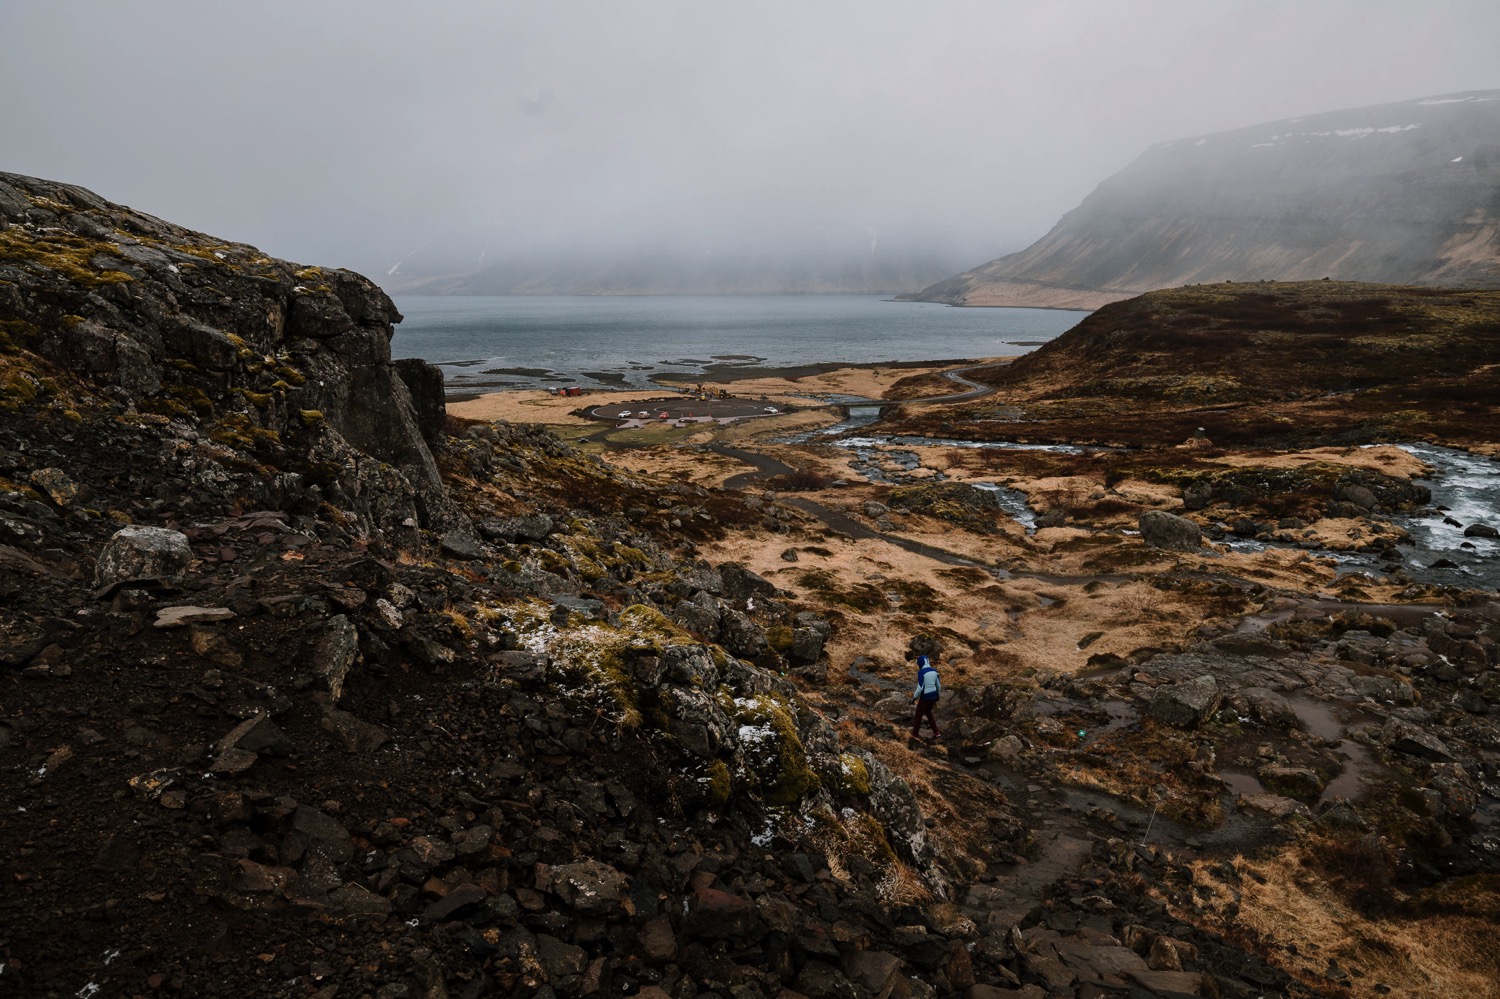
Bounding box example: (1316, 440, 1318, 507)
(636, 411, 649, 418)
(617, 410, 633, 418)
(763, 406, 779, 414)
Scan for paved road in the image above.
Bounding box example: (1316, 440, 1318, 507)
(910, 360, 1009, 405)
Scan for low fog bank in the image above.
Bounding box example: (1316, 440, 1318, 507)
(384, 217, 996, 296)
(3, 1, 1498, 289)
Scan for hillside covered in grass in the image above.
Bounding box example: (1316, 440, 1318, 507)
(889, 280, 1500, 448)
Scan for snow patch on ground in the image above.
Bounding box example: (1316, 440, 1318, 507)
(1248, 124, 1422, 148)
(1419, 96, 1500, 105)
(738, 723, 774, 745)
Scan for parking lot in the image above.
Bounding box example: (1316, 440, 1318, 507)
(582, 397, 785, 424)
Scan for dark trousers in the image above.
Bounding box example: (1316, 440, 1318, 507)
(911, 698, 939, 737)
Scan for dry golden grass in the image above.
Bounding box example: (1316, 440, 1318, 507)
(448, 388, 650, 425)
(594, 422, 1396, 683)
(877, 863, 936, 907)
(1178, 843, 1500, 999)
(834, 717, 1012, 872)
(601, 448, 748, 488)
(1204, 444, 1428, 479)
(716, 363, 955, 402)
(1053, 720, 1226, 827)
(700, 504, 1251, 681)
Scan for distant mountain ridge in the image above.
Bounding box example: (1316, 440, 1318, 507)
(383, 234, 969, 297)
(904, 90, 1500, 309)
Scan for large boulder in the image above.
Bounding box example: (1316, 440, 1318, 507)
(666, 688, 736, 759)
(1242, 687, 1299, 729)
(863, 755, 934, 865)
(314, 615, 360, 703)
(94, 526, 193, 587)
(1149, 675, 1221, 728)
(1181, 481, 1213, 511)
(1380, 717, 1453, 761)
(790, 612, 832, 665)
(718, 608, 768, 658)
(670, 596, 721, 639)
(720, 562, 778, 603)
(1139, 510, 1202, 552)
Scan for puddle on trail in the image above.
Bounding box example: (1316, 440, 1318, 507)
(1220, 771, 1266, 797)
(1216, 697, 1377, 807)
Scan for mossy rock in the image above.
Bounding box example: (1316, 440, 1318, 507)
(888, 481, 1004, 534)
(0, 226, 134, 288)
(236, 388, 274, 409)
(733, 694, 816, 807)
(705, 759, 732, 808)
(828, 753, 871, 798)
(167, 384, 214, 418)
(765, 624, 795, 653)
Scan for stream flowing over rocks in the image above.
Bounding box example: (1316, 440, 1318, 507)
(816, 423, 1500, 585)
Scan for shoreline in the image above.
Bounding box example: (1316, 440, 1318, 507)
(444, 356, 981, 405)
(445, 356, 1002, 425)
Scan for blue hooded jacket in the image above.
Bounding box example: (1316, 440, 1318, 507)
(912, 656, 941, 701)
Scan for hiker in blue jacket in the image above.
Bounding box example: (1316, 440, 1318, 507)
(910, 655, 941, 740)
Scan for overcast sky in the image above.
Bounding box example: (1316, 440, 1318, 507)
(4, 0, 1497, 277)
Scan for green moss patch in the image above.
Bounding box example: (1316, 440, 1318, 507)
(0, 226, 134, 287)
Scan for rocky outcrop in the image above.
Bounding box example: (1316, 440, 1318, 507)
(0, 171, 454, 537)
(907, 90, 1500, 308)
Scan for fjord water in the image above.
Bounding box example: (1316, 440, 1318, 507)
(390, 294, 1087, 392)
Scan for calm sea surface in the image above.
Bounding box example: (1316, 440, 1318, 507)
(390, 295, 1088, 392)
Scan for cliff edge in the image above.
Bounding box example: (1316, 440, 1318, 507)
(0, 171, 456, 536)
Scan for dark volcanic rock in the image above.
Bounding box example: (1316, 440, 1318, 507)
(0, 170, 460, 538)
(477, 514, 554, 542)
(1150, 675, 1221, 728)
(94, 525, 193, 587)
(393, 356, 446, 443)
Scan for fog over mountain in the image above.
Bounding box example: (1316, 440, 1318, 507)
(907, 90, 1500, 309)
(2, 2, 1498, 294)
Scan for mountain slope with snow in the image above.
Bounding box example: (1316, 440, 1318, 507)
(905, 90, 1500, 309)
